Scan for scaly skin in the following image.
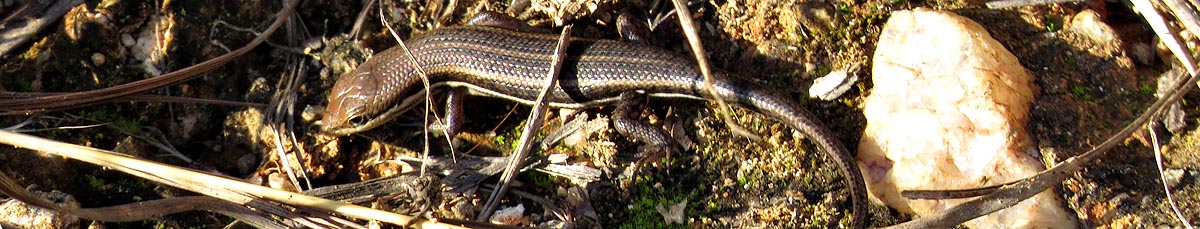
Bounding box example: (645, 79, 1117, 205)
(321, 25, 869, 228)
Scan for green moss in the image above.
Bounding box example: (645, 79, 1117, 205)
(111, 118, 141, 135)
(613, 177, 700, 229)
(520, 172, 556, 190)
(82, 107, 141, 134)
(1069, 86, 1095, 102)
(1139, 84, 1155, 95)
(1043, 15, 1061, 32)
(86, 175, 107, 189)
(493, 135, 507, 149)
(836, 4, 852, 13)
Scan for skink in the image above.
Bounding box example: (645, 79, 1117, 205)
(321, 25, 868, 227)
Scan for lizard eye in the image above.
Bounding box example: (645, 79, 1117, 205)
(348, 115, 368, 127)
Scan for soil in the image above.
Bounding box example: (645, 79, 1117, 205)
(0, 0, 1195, 228)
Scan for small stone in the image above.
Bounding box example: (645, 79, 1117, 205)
(301, 105, 322, 122)
(561, 115, 607, 148)
(808, 69, 857, 100)
(1162, 168, 1187, 188)
(0, 190, 80, 229)
(267, 172, 298, 192)
(490, 204, 531, 226)
(245, 77, 272, 101)
(1155, 37, 1175, 64)
(120, 33, 135, 47)
(558, 108, 578, 123)
(90, 53, 105, 66)
(1130, 42, 1156, 65)
(1158, 70, 1188, 133)
(130, 11, 176, 76)
(786, 2, 833, 35)
(859, 8, 1076, 229)
(1068, 10, 1118, 46)
(548, 153, 569, 163)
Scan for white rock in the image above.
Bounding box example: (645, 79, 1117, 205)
(120, 33, 136, 47)
(490, 204, 531, 226)
(1068, 10, 1119, 46)
(130, 12, 175, 76)
(0, 190, 79, 229)
(858, 8, 1076, 229)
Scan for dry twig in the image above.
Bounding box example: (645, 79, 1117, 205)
(984, 0, 1085, 9)
(1133, 0, 1199, 74)
(668, 0, 760, 141)
(0, 129, 471, 228)
(478, 24, 574, 222)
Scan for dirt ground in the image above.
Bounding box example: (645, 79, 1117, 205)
(0, 0, 1196, 228)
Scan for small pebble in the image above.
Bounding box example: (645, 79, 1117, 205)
(1067, 10, 1117, 45)
(301, 105, 323, 122)
(90, 53, 105, 66)
(1130, 42, 1155, 65)
(0, 190, 80, 229)
(120, 33, 135, 47)
(808, 69, 857, 100)
(1162, 168, 1187, 188)
(548, 153, 569, 163)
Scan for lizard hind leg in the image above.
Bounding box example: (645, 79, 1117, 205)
(615, 8, 656, 45)
(464, 11, 547, 33)
(611, 91, 676, 161)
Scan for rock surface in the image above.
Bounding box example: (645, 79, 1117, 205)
(857, 8, 1077, 228)
(0, 190, 80, 229)
(1067, 9, 1119, 47)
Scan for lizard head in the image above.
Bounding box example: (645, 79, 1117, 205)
(322, 68, 383, 136)
(321, 51, 424, 136)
